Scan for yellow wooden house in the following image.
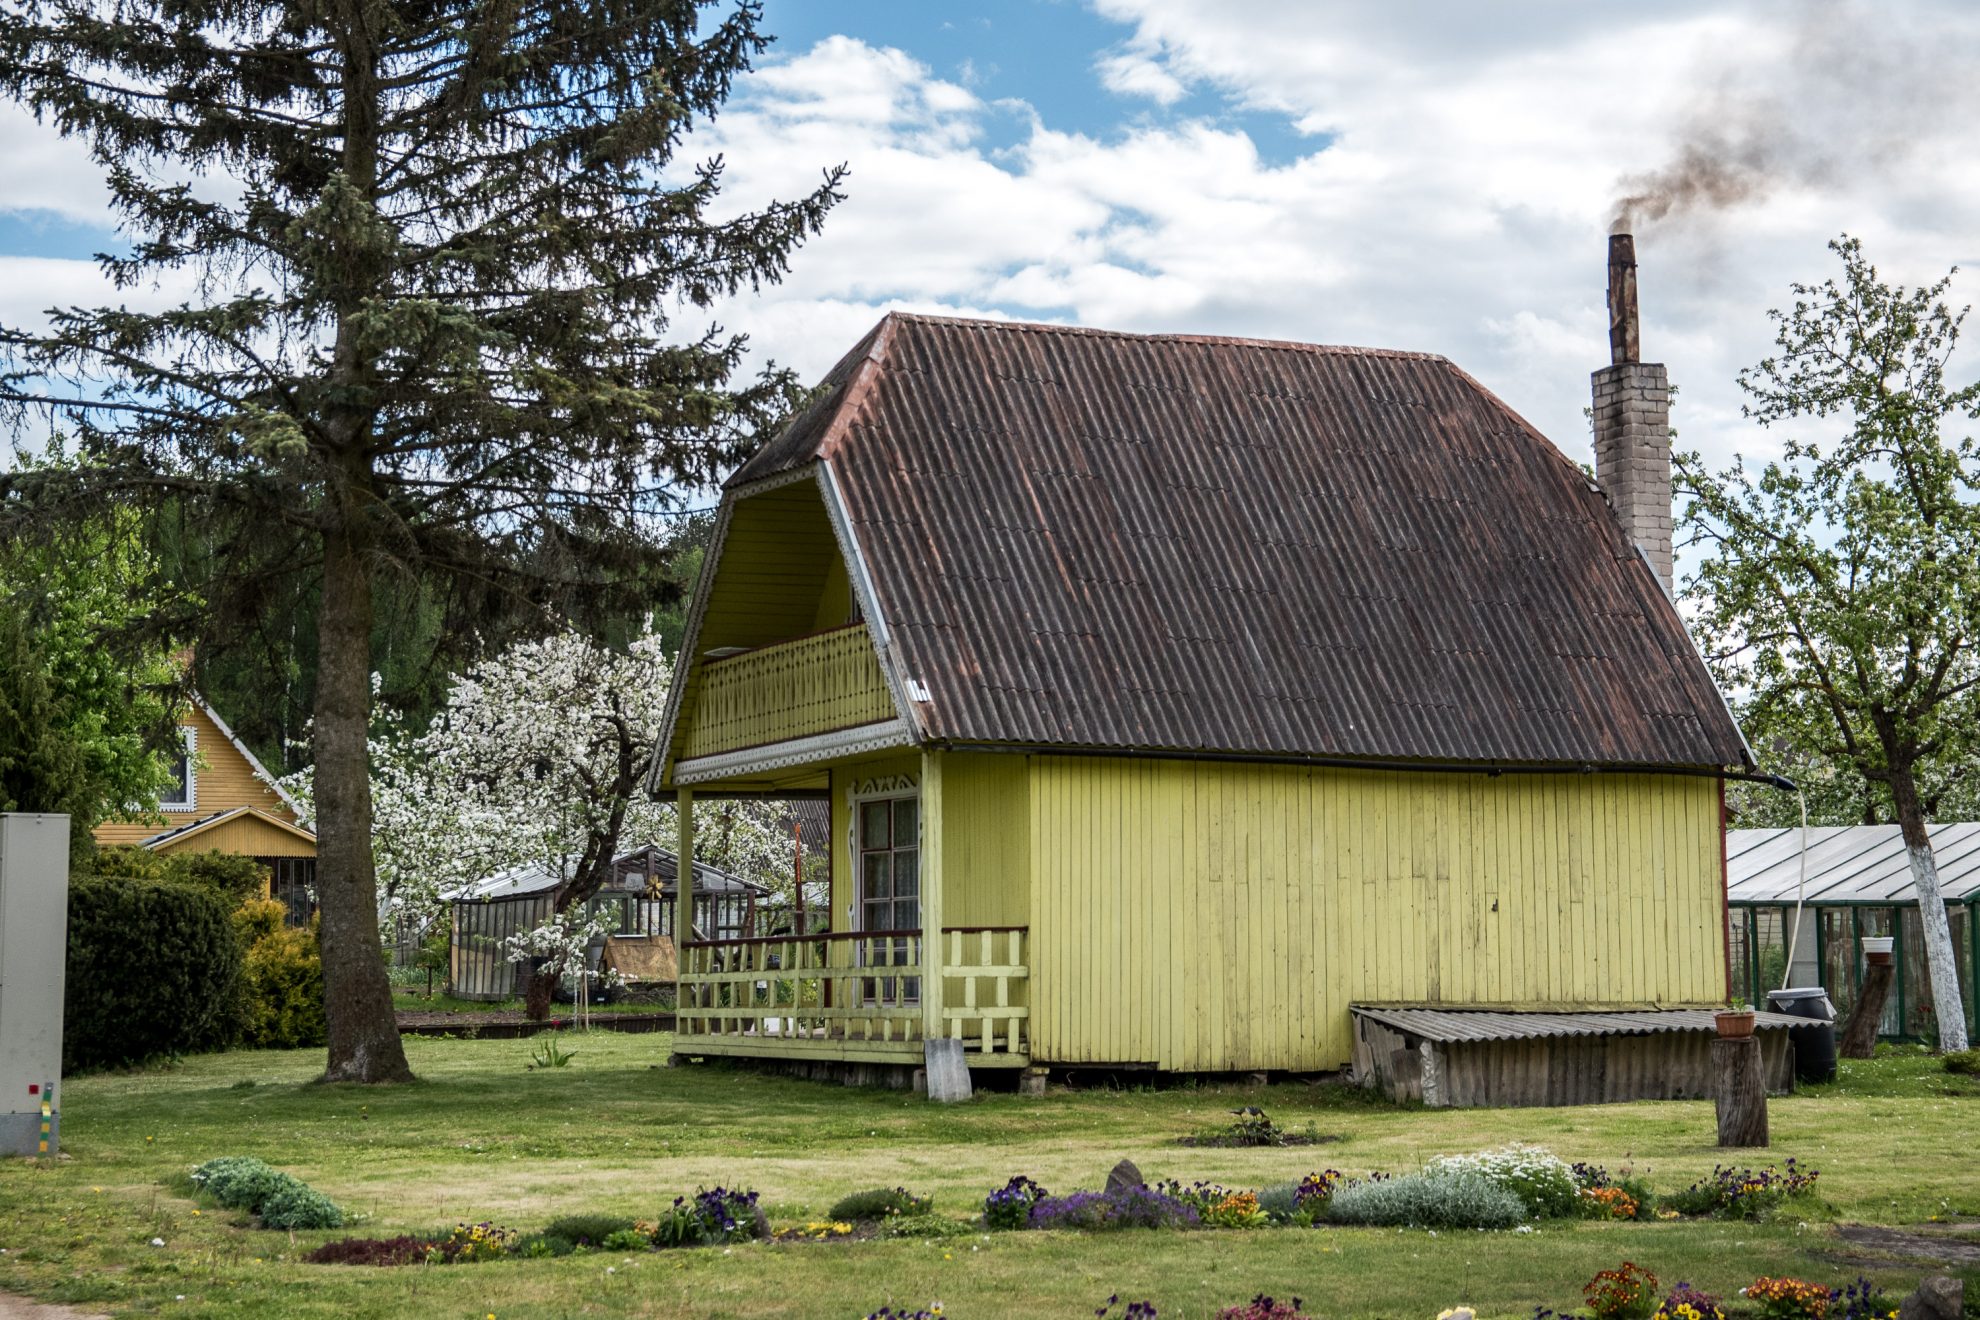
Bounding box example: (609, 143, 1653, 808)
(651, 313, 1754, 1083)
(93, 694, 318, 923)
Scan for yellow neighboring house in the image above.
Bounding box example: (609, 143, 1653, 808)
(93, 694, 318, 924)
(650, 312, 1754, 1083)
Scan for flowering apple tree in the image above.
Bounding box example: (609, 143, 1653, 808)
(283, 628, 793, 1016)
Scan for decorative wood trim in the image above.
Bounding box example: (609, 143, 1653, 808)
(673, 720, 913, 785)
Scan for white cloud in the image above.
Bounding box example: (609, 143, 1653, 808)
(694, 2, 1980, 524)
(0, 106, 113, 224)
(1094, 49, 1189, 106)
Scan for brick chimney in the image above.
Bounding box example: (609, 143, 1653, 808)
(1592, 233, 1673, 593)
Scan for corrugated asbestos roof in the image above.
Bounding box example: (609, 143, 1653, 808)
(449, 845, 763, 902)
(1352, 1006, 1803, 1043)
(1727, 824, 1980, 905)
(731, 314, 1749, 768)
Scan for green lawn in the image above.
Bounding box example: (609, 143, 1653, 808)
(2, 1036, 1975, 1320)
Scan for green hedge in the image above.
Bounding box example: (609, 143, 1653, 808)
(65, 873, 243, 1071)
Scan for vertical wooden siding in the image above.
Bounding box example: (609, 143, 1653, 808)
(939, 753, 1029, 928)
(1025, 756, 1726, 1072)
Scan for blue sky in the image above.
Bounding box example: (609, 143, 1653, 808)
(4, 0, 1978, 491)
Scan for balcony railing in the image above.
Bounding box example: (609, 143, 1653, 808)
(676, 926, 1030, 1064)
(681, 624, 895, 760)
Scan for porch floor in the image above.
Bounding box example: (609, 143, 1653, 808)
(672, 1023, 1030, 1068)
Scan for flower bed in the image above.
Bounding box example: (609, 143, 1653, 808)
(299, 1145, 1831, 1272)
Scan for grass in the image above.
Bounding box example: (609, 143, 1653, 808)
(1, 1038, 1974, 1319)
(388, 990, 674, 1016)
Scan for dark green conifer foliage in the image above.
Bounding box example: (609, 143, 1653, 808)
(0, 0, 842, 1081)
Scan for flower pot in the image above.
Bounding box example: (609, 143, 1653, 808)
(1862, 936, 1894, 966)
(1714, 1009, 1757, 1039)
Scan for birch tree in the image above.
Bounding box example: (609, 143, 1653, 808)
(1679, 235, 1978, 1051)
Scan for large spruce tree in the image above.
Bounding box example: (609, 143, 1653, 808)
(0, 0, 840, 1081)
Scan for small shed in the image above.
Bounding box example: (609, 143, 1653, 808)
(448, 847, 768, 1002)
(1350, 1007, 1798, 1107)
(1727, 824, 1980, 1042)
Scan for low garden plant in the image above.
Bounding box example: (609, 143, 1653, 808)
(1663, 1161, 1820, 1220)
(1027, 1185, 1201, 1231)
(1324, 1167, 1525, 1230)
(828, 1187, 934, 1223)
(1942, 1048, 1980, 1076)
(1651, 1283, 1726, 1320)
(983, 1176, 1049, 1230)
(189, 1156, 342, 1230)
(651, 1186, 766, 1247)
(1217, 1296, 1308, 1319)
(1179, 1107, 1332, 1148)
(1743, 1276, 1834, 1320)
(1583, 1263, 1659, 1320)
(1426, 1144, 1581, 1218)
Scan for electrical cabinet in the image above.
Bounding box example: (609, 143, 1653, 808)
(0, 814, 69, 1157)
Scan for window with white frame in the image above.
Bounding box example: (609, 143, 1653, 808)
(160, 727, 196, 812)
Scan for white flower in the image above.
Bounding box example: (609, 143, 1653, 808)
(150, 1238, 165, 1247)
(605, 1268, 616, 1276)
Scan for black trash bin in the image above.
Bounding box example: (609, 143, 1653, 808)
(1766, 987, 1837, 1083)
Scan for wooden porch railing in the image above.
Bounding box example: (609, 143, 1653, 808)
(677, 926, 1029, 1059)
(941, 926, 1029, 1056)
(681, 624, 895, 759)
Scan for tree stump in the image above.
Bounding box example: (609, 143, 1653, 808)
(1839, 960, 1894, 1059)
(1712, 1037, 1769, 1147)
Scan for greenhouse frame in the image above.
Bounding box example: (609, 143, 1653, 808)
(1727, 824, 1980, 1041)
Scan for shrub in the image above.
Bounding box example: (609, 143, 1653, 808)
(828, 1187, 933, 1222)
(65, 873, 243, 1070)
(651, 1188, 765, 1247)
(601, 1228, 650, 1251)
(983, 1176, 1049, 1230)
(1743, 1277, 1832, 1320)
(190, 1156, 341, 1229)
(304, 1236, 437, 1266)
(1654, 1283, 1727, 1320)
(1323, 1168, 1524, 1230)
(538, 1214, 636, 1248)
(1664, 1161, 1819, 1219)
(1584, 1263, 1659, 1320)
(238, 921, 326, 1049)
(191, 1156, 286, 1210)
(1028, 1185, 1200, 1232)
(1426, 1145, 1580, 1218)
(1258, 1183, 1302, 1223)
(258, 1181, 344, 1230)
(1943, 1048, 1980, 1076)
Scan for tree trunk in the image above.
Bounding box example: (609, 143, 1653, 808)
(1839, 959, 1895, 1059)
(1890, 770, 1971, 1052)
(314, 524, 415, 1083)
(1712, 1037, 1769, 1147)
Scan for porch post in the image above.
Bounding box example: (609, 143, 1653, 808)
(920, 749, 944, 1044)
(675, 788, 694, 1021)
